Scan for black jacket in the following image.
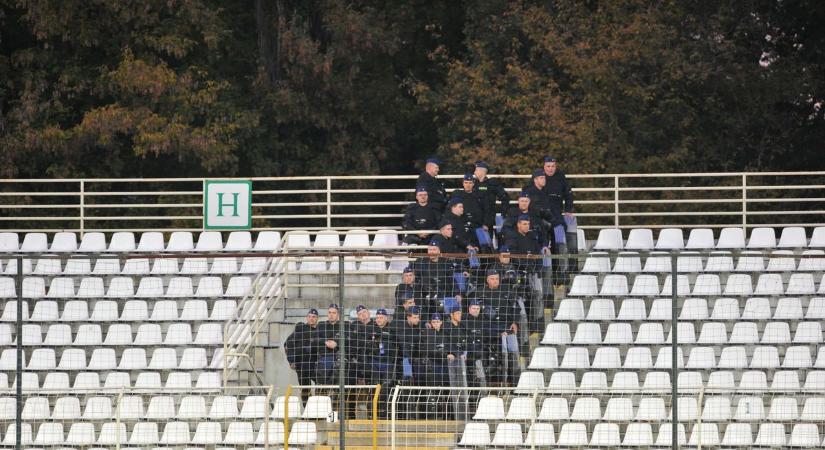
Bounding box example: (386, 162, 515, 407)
(502, 205, 547, 246)
(505, 230, 544, 272)
(416, 172, 447, 211)
(284, 322, 320, 365)
(402, 202, 441, 231)
(411, 256, 458, 299)
(442, 211, 476, 248)
(475, 177, 510, 227)
(521, 182, 554, 222)
(544, 170, 574, 225)
(450, 188, 485, 229)
(396, 320, 424, 360)
(478, 285, 519, 333)
(422, 327, 450, 362)
(317, 320, 343, 356)
(444, 320, 467, 356)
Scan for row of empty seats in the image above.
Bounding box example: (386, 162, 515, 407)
(592, 226, 825, 250)
(554, 297, 825, 321)
(0, 299, 236, 322)
(0, 276, 252, 299)
(584, 250, 825, 273)
(0, 371, 221, 392)
(569, 273, 825, 296)
(473, 394, 825, 422)
(0, 347, 220, 371)
(0, 421, 316, 446)
(0, 231, 281, 253)
(2, 256, 272, 276)
(3, 323, 223, 346)
(6, 394, 332, 420)
(514, 369, 825, 393)
(527, 345, 825, 370)
(458, 421, 825, 447)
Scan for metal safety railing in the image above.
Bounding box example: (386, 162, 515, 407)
(2, 171, 824, 232)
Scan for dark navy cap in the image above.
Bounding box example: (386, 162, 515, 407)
(308, 308, 319, 316)
(474, 161, 489, 169)
(543, 156, 557, 163)
(517, 213, 531, 222)
(532, 169, 545, 179)
(518, 191, 529, 199)
(469, 298, 481, 306)
(376, 308, 388, 316)
(499, 245, 511, 253)
(438, 218, 452, 228)
(407, 306, 421, 315)
(355, 304, 367, 313)
(447, 197, 463, 206)
(415, 186, 428, 194)
(463, 173, 475, 182)
(446, 305, 461, 314)
(430, 313, 443, 321)
(328, 303, 340, 311)
(486, 268, 499, 276)
(425, 156, 441, 165)
(429, 239, 440, 246)
(402, 266, 414, 274)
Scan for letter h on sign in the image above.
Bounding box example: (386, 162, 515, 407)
(204, 180, 252, 229)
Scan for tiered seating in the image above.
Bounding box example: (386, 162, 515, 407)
(493, 226, 825, 448)
(0, 231, 282, 378)
(0, 394, 324, 446)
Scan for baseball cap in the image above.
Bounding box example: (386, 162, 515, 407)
(355, 304, 367, 313)
(543, 156, 557, 163)
(474, 161, 489, 169)
(532, 169, 545, 179)
(486, 268, 499, 276)
(499, 245, 511, 254)
(447, 197, 463, 207)
(328, 303, 340, 311)
(462, 173, 475, 181)
(518, 191, 529, 199)
(407, 306, 421, 315)
(376, 308, 388, 316)
(402, 266, 414, 274)
(469, 298, 481, 306)
(308, 308, 319, 316)
(415, 186, 428, 194)
(425, 156, 441, 165)
(430, 313, 442, 321)
(517, 213, 531, 222)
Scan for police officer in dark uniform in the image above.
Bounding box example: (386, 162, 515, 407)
(505, 214, 549, 331)
(429, 220, 468, 254)
(396, 306, 424, 383)
(478, 269, 524, 383)
(284, 308, 321, 400)
(522, 169, 555, 242)
(542, 156, 575, 230)
(346, 305, 374, 418)
(443, 305, 469, 419)
(542, 156, 577, 275)
(410, 243, 458, 306)
(463, 299, 493, 387)
(421, 312, 450, 418)
(473, 161, 510, 242)
(395, 266, 419, 305)
(450, 173, 486, 236)
(502, 191, 547, 244)
(416, 156, 447, 212)
(402, 186, 442, 245)
(368, 308, 397, 417)
(441, 198, 479, 250)
(316, 304, 343, 385)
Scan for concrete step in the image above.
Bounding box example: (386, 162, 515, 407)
(325, 430, 456, 447)
(345, 419, 462, 432)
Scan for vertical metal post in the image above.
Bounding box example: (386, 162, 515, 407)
(670, 252, 679, 450)
(326, 178, 333, 229)
(613, 176, 620, 228)
(337, 254, 346, 450)
(15, 255, 22, 450)
(741, 174, 747, 230)
(79, 180, 85, 236)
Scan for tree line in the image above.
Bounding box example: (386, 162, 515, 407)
(1, 0, 823, 179)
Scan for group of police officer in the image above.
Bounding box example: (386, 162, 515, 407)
(285, 155, 576, 418)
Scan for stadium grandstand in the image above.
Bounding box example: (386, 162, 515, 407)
(1, 171, 825, 450)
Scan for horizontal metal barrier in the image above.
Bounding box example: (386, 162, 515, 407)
(1, 172, 824, 232)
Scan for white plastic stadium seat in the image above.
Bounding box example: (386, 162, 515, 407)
(685, 228, 714, 249)
(748, 227, 777, 248)
(625, 228, 654, 250)
(594, 228, 623, 250)
(655, 228, 684, 249)
(717, 227, 745, 249)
